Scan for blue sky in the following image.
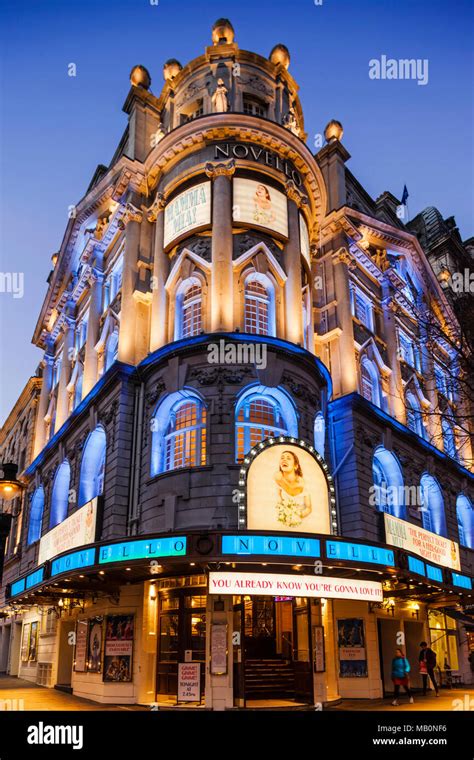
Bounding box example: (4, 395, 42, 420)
(0, 0, 472, 424)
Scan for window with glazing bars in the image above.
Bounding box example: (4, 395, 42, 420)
(181, 284, 202, 338)
(244, 280, 270, 335)
(164, 401, 206, 471)
(361, 363, 374, 403)
(236, 397, 287, 461)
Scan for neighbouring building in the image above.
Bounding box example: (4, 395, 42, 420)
(1, 19, 473, 708)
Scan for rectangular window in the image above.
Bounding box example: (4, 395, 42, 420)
(398, 330, 415, 367)
(243, 98, 267, 117)
(351, 287, 374, 332)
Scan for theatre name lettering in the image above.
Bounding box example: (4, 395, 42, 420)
(214, 142, 302, 186)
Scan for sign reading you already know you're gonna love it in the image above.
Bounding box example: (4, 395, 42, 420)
(164, 181, 211, 248)
(209, 572, 383, 602)
(384, 513, 461, 571)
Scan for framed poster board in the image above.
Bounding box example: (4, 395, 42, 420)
(313, 625, 325, 673)
(177, 662, 201, 702)
(74, 619, 88, 672)
(233, 178, 288, 238)
(28, 621, 38, 662)
(87, 617, 103, 673)
(21, 623, 30, 663)
(337, 618, 368, 678)
(210, 623, 228, 675)
(103, 614, 134, 682)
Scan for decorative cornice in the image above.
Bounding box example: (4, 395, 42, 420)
(204, 159, 236, 179)
(118, 203, 143, 229)
(285, 179, 308, 208)
(146, 192, 166, 222)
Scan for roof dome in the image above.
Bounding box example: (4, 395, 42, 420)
(269, 44, 290, 69)
(211, 18, 235, 45)
(130, 65, 151, 90)
(163, 58, 183, 81)
(324, 119, 344, 142)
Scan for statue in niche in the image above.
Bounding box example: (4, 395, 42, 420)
(283, 105, 300, 136)
(212, 78, 228, 113)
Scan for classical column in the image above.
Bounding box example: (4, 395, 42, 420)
(32, 344, 54, 459)
(82, 247, 105, 397)
(117, 202, 143, 364)
(205, 160, 235, 332)
(148, 193, 168, 352)
(332, 248, 358, 395)
(283, 181, 306, 345)
(55, 312, 76, 432)
(381, 280, 406, 424)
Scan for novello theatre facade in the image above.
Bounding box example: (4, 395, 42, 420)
(1, 19, 473, 709)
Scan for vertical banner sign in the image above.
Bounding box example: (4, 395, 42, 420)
(21, 623, 30, 663)
(337, 618, 368, 677)
(210, 624, 228, 675)
(313, 625, 325, 672)
(74, 619, 88, 672)
(87, 618, 103, 673)
(178, 662, 201, 702)
(28, 622, 38, 662)
(103, 615, 134, 682)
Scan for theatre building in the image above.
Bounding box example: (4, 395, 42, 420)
(1, 19, 473, 708)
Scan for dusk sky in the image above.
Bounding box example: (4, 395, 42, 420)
(0, 0, 472, 425)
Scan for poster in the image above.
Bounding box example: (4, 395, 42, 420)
(38, 497, 98, 565)
(233, 178, 288, 237)
(313, 625, 325, 672)
(178, 662, 201, 702)
(210, 624, 228, 675)
(337, 618, 368, 678)
(164, 181, 211, 248)
(299, 213, 311, 268)
(28, 621, 38, 662)
(74, 619, 88, 672)
(21, 623, 30, 663)
(103, 614, 134, 682)
(384, 513, 461, 570)
(87, 618, 103, 673)
(246, 443, 330, 534)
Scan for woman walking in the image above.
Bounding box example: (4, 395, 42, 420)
(391, 648, 414, 706)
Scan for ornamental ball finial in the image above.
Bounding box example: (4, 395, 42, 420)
(269, 44, 290, 69)
(130, 65, 151, 90)
(212, 18, 235, 45)
(163, 58, 183, 81)
(324, 119, 344, 142)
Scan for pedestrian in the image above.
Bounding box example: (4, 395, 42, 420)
(419, 641, 439, 696)
(391, 647, 414, 706)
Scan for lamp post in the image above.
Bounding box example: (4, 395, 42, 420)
(0, 463, 25, 582)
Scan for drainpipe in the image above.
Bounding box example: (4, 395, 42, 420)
(128, 379, 145, 535)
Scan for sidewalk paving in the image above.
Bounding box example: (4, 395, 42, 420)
(326, 688, 474, 711)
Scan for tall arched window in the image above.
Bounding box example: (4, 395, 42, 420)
(441, 418, 457, 459)
(420, 474, 447, 537)
(175, 278, 202, 339)
(104, 330, 119, 372)
(314, 412, 325, 459)
(360, 357, 381, 407)
(27, 486, 45, 544)
(244, 273, 275, 336)
(406, 392, 426, 439)
(372, 447, 406, 518)
(49, 460, 71, 528)
(235, 385, 298, 461)
(73, 364, 84, 409)
(78, 426, 106, 506)
(151, 391, 207, 475)
(456, 494, 474, 548)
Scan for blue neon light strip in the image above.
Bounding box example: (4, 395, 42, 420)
(452, 572, 472, 590)
(98, 536, 187, 564)
(408, 556, 426, 576)
(426, 564, 443, 583)
(326, 540, 395, 566)
(25, 567, 44, 589)
(51, 548, 96, 577)
(222, 535, 320, 557)
(10, 578, 25, 596)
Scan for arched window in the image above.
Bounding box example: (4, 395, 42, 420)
(420, 474, 447, 537)
(235, 385, 298, 461)
(406, 392, 426, 438)
(456, 495, 474, 548)
(175, 278, 202, 339)
(244, 273, 275, 336)
(372, 447, 406, 518)
(360, 357, 381, 407)
(441, 418, 457, 459)
(49, 460, 71, 528)
(104, 330, 119, 372)
(314, 412, 325, 459)
(27, 486, 45, 544)
(73, 364, 83, 409)
(78, 426, 106, 506)
(151, 391, 207, 475)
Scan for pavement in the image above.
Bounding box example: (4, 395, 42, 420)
(0, 675, 473, 711)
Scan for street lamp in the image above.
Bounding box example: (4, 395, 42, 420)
(0, 463, 25, 583)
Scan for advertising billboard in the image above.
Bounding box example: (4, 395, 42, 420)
(233, 178, 288, 237)
(38, 498, 98, 566)
(384, 513, 461, 571)
(164, 181, 211, 248)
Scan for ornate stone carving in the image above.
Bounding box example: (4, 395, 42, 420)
(118, 203, 143, 229)
(239, 75, 272, 96)
(147, 192, 166, 223)
(180, 237, 211, 261)
(283, 106, 301, 137)
(281, 372, 319, 406)
(211, 78, 229, 113)
(285, 180, 308, 208)
(189, 366, 253, 386)
(145, 381, 166, 407)
(205, 159, 236, 180)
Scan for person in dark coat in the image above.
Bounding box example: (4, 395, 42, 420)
(391, 648, 414, 705)
(419, 641, 439, 696)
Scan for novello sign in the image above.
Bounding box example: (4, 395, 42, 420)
(209, 572, 383, 602)
(214, 143, 302, 186)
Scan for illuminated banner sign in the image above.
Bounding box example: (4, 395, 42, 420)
(246, 443, 330, 535)
(326, 540, 395, 567)
(164, 181, 211, 248)
(299, 213, 310, 268)
(209, 572, 383, 602)
(38, 498, 98, 566)
(222, 535, 320, 558)
(384, 513, 461, 571)
(233, 178, 288, 238)
(452, 573, 472, 590)
(99, 536, 186, 564)
(26, 568, 44, 589)
(51, 548, 96, 577)
(10, 578, 26, 597)
(407, 555, 444, 582)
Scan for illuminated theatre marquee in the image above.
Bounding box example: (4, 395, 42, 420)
(384, 513, 461, 571)
(209, 572, 383, 602)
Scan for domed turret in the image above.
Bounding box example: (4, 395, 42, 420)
(269, 44, 290, 69)
(130, 65, 151, 90)
(211, 18, 235, 45)
(324, 119, 344, 142)
(163, 58, 183, 82)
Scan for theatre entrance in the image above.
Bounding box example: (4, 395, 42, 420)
(233, 595, 313, 705)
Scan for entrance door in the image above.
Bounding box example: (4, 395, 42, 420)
(377, 618, 401, 695)
(56, 620, 75, 690)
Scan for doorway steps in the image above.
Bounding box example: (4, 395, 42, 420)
(245, 658, 295, 698)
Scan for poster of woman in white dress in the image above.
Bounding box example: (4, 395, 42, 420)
(246, 444, 330, 534)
